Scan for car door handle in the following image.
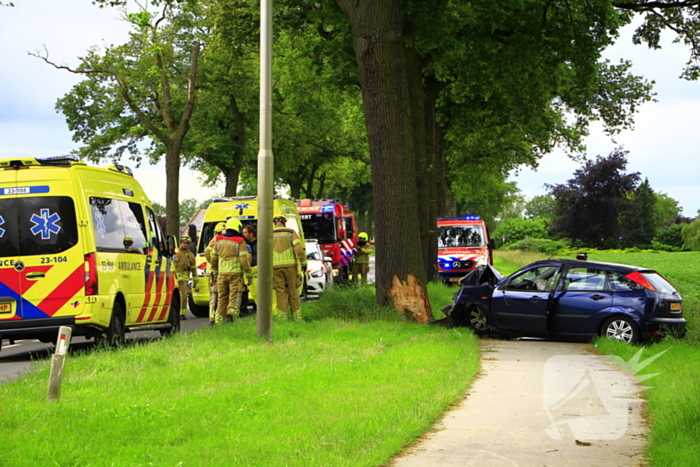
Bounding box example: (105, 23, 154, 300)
(26, 272, 46, 279)
(529, 296, 542, 302)
(590, 295, 606, 300)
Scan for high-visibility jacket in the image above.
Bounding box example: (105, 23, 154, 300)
(273, 227, 306, 269)
(355, 243, 371, 264)
(174, 248, 197, 281)
(204, 238, 216, 273)
(211, 232, 251, 276)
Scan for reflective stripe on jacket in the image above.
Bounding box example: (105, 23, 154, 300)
(212, 233, 251, 275)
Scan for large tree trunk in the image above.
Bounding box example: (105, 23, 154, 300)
(165, 145, 181, 238)
(336, 0, 432, 323)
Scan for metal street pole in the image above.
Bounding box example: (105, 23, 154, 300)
(256, 0, 274, 341)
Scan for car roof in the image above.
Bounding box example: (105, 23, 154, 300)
(527, 259, 652, 273)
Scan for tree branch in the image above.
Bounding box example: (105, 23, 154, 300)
(612, 1, 700, 12)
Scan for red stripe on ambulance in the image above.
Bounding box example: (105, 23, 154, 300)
(37, 265, 85, 316)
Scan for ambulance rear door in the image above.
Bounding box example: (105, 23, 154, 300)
(0, 172, 22, 321)
(13, 169, 84, 320)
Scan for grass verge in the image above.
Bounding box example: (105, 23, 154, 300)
(0, 295, 479, 467)
(595, 338, 700, 467)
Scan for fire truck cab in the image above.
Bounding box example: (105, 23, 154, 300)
(437, 215, 496, 284)
(295, 199, 357, 281)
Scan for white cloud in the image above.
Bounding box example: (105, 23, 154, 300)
(509, 21, 700, 217)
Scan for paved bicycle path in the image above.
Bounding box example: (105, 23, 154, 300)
(391, 339, 647, 467)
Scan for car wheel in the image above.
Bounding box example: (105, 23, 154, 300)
(161, 294, 181, 337)
(467, 305, 490, 335)
(97, 302, 126, 348)
(188, 294, 209, 318)
(602, 316, 639, 344)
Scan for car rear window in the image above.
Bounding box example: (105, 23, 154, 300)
(642, 272, 678, 294)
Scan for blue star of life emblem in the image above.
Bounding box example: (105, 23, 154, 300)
(0, 215, 4, 238)
(235, 203, 250, 211)
(30, 208, 62, 240)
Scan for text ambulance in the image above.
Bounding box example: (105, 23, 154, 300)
(0, 155, 180, 353)
(437, 215, 496, 283)
(189, 196, 305, 317)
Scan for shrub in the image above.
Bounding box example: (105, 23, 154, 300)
(503, 237, 568, 255)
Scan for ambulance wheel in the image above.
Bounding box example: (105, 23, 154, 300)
(188, 295, 209, 318)
(161, 295, 181, 337)
(240, 290, 251, 317)
(98, 302, 126, 348)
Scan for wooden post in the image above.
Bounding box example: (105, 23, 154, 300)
(47, 326, 72, 402)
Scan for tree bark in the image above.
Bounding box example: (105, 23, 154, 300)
(336, 0, 432, 322)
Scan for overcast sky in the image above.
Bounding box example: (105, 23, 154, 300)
(1, 2, 699, 215)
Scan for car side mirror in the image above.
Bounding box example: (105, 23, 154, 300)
(489, 238, 497, 250)
(166, 235, 177, 255)
(324, 256, 333, 263)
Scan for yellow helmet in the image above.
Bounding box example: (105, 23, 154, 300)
(358, 232, 369, 241)
(273, 216, 287, 225)
(180, 235, 192, 244)
(225, 217, 242, 232)
(215, 222, 226, 232)
(123, 237, 134, 244)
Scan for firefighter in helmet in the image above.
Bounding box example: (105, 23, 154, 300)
(204, 222, 227, 326)
(174, 235, 197, 320)
(272, 216, 306, 320)
(353, 232, 371, 284)
(123, 237, 142, 254)
(211, 217, 251, 323)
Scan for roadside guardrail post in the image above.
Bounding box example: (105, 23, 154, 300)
(47, 326, 72, 402)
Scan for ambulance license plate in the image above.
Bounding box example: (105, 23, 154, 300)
(0, 302, 11, 314)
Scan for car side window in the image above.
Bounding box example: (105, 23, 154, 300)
(564, 267, 607, 291)
(609, 273, 644, 291)
(506, 266, 558, 291)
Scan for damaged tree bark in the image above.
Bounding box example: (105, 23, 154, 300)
(388, 274, 433, 323)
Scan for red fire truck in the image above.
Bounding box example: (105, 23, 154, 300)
(437, 215, 497, 284)
(295, 199, 357, 281)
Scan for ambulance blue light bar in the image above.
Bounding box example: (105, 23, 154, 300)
(437, 215, 481, 221)
(321, 204, 335, 213)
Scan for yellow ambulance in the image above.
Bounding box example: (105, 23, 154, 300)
(0, 155, 180, 353)
(189, 196, 305, 317)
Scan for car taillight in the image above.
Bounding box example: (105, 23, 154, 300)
(624, 271, 655, 291)
(84, 253, 98, 295)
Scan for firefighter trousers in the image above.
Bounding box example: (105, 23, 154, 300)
(216, 273, 244, 323)
(208, 273, 218, 321)
(273, 266, 301, 319)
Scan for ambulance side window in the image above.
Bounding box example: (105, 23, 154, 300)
(146, 208, 165, 253)
(90, 197, 148, 252)
(121, 202, 148, 251)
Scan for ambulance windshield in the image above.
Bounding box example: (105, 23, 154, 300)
(438, 225, 484, 248)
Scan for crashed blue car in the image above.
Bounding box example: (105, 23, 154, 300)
(442, 260, 687, 344)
